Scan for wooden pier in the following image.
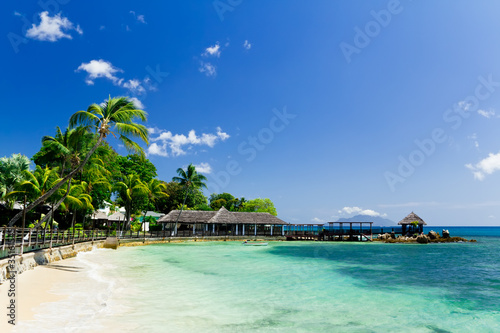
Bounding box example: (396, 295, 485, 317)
(285, 222, 375, 242)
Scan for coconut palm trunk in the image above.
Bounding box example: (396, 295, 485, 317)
(8, 137, 104, 226)
(174, 190, 189, 236)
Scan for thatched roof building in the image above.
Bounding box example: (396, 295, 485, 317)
(398, 212, 427, 234)
(91, 211, 108, 220)
(157, 207, 288, 225)
(108, 212, 126, 222)
(398, 212, 427, 225)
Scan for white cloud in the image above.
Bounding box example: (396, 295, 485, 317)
(194, 162, 212, 174)
(26, 11, 82, 42)
(76, 60, 154, 96)
(147, 143, 168, 157)
(99, 25, 106, 30)
(466, 151, 500, 180)
(203, 42, 221, 57)
(217, 127, 230, 140)
(123, 79, 145, 94)
(311, 217, 325, 223)
(76, 59, 122, 85)
(130, 11, 147, 24)
(478, 109, 496, 118)
(14, 11, 22, 17)
(149, 128, 230, 157)
(243, 40, 252, 50)
(338, 206, 387, 217)
(130, 97, 145, 109)
(199, 62, 216, 77)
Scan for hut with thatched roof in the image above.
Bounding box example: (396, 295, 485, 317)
(90, 211, 109, 228)
(157, 207, 288, 237)
(398, 212, 427, 235)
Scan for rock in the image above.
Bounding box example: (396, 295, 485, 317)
(416, 235, 429, 244)
(427, 230, 439, 240)
(390, 231, 396, 239)
(442, 229, 450, 238)
(378, 233, 391, 240)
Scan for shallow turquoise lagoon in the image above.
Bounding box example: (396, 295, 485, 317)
(17, 232, 500, 332)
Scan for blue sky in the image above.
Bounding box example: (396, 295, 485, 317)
(3, 0, 500, 226)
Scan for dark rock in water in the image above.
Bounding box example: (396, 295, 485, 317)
(442, 229, 450, 238)
(427, 230, 439, 240)
(416, 235, 429, 244)
(390, 231, 396, 239)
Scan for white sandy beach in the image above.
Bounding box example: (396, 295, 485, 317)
(0, 258, 86, 333)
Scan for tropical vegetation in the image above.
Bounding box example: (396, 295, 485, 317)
(0, 96, 278, 230)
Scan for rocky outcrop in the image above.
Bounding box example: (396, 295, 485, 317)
(377, 233, 391, 240)
(375, 229, 472, 244)
(416, 235, 429, 244)
(427, 230, 439, 240)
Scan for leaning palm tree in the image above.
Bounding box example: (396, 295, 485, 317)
(172, 164, 207, 235)
(8, 96, 148, 226)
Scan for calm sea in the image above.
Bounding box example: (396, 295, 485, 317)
(16, 227, 500, 332)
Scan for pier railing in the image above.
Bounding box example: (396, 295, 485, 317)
(0, 227, 110, 259)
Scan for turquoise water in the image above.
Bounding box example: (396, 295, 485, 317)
(17, 228, 500, 332)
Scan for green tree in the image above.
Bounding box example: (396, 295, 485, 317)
(242, 198, 277, 216)
(209, 192, 246, 211)
(141, 179, 168, 222)
(115, 173, 149, 230)
(0, 153, 30, 208)
(8, 96, 148, 226)
(114, 155, 157, 183)
(157, 181, 208, 213)
(172, 164, 207, 235)
(15, 166, 61, 229)
(32, 126, 94, 176)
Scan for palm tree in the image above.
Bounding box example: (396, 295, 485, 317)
(0, 154, 30, 208)
(14, 166, 61, 234)
(8, 96, 148, 226)
(37, 126, 94, 177)
(115, 173, 149, 230)
(172, 164, 207, 235)
(63, 182, 94, 242)
(141, 179, 168, 226)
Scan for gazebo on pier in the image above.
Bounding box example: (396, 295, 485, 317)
(157, 207, 289, 237)
(398, 212, 427, 235)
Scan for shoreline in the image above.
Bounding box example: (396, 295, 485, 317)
(0, 257, 85, 332)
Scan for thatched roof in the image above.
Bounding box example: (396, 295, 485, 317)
(108, 212, 125, 221)
(157, 207, 288, 225)
(91, 211, 108, 220)
(398, 212, 427, 225)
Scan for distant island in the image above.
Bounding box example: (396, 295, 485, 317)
(336, 214, 397, 226)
